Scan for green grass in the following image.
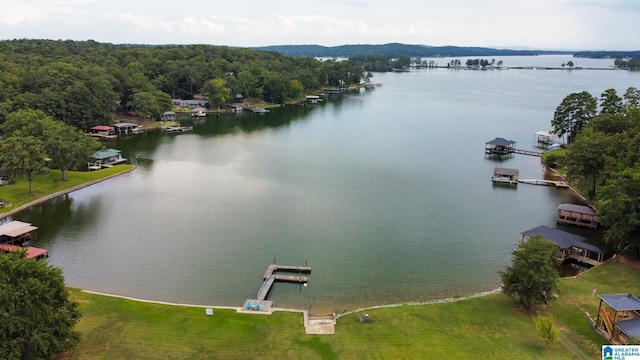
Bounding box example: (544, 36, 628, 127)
(0, 165, 134, 214)
(64, 257, 640, 359)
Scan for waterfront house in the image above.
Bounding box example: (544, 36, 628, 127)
(520, 225, 604, 266)
(595, 294, 640, 344)
(557, 203, 599, 230)
(172, 99, 208, 108)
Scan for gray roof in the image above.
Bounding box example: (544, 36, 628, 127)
(486, 137, 516, 146)
(600, 294, 640, 311)
(494, 167, 519, 176)
(521, 225, 603, 254)
(616, 317, 640, 338)
(557, 203, 596, 216)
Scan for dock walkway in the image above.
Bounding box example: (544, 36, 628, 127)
(513, 148, 544, 157)
(518, 179, 569, 188)
(244, 264, 311, 313)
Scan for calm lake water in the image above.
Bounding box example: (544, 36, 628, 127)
(14, 56, 640, 311)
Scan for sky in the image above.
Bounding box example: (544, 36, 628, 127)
(1, 0, 639, 50)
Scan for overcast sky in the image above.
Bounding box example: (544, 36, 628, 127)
(1, 0, 639, 50)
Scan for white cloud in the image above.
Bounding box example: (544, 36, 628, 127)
(0, 0, 638, 49)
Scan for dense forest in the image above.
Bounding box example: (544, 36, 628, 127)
(251, 43, 567, 58)
(0, 39, 368, 130)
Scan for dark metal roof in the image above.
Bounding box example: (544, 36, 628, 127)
(521, 225, 603, 254)
(616, 317, 640, 338)
(486, 137, 516, 146)
(494, 167, 519, 176)
(600, 294, 640, 311)
(557, 203, 597, 216)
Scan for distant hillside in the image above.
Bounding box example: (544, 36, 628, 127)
(250, 43, 569, 58)
(574, 50, 640, 59)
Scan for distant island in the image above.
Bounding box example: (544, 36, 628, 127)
(250, 43, 640, 59)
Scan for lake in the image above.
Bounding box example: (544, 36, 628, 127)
(14, 56, 640, 312)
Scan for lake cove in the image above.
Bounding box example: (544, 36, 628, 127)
(16, 56, 640, 312)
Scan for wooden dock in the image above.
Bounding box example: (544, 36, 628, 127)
(518, 179, 569, 188)
(244, 264, 311, 312)
(513, 148, 543, 157)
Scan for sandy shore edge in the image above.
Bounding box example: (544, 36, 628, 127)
(0, 167, 136, 220)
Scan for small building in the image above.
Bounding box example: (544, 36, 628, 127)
(172, 99, 208, 108)
(113, 123, 142, 135)
(595, 294, 640, 344)
(534, 131, 561, 146)
(88, 125, 116, 140)
(520, 225, 604, 266)
(492, 167, 519, 184)
(191, 107, 207, 117)
(485, 137, 516, 156)
(0, 220, 38, 245)
(306, 95, 323, 104)
(162, 111, 176, 121)
(89, 148, 127, 170)
(557, 203, 599, 230)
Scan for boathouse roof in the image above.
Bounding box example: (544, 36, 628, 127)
(557, 203, 596, 216)
(521, 225, 603, 254)
(494, 167, 519, 176)
(90, 125, 114, 131)
(599, 294, 640, 311)
(486, 137, 516, 146)
(0, 221, 38, 238)
(93, 148, 121, 160)
(616, 317, 640, 339)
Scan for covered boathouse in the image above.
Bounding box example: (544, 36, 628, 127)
(485, 137, 516, 156)
(0, 220, 48, 259)
(520, 225, 604, 266)
(595, 294, 640, 344)
(557, 203, 599, 230)
(492, 167, 519, 184)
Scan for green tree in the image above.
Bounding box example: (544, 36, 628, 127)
(44, 120, 100, 180)
(533, 315, 559, 349)
(600, 88, 623, 115)
(598, 166, 640, 256)
(131, 91, 161, 120)
(499, 235, 560, 311)
(564, 128, 613, 198)
(202, 78, 232, 108)
(551, 91, 597, 144)
(0, 135, 48, 194)
(0, 251, 81, 359)
(624, 87, 640, 109)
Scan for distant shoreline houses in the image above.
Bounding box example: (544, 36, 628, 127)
(172, 99, 208, 108)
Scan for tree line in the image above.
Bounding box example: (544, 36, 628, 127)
(549, 86, 640, 255)
(0, 39, 367, 129)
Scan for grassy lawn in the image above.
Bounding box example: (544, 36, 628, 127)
(0, 165, 134, 214)
(65, 257, 640, 359)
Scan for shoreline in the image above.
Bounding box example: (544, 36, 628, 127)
(80, 287, 503, 317)
(0, 166, 136, 221)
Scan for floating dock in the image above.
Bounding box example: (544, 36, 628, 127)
(243, 264, 311, 312)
